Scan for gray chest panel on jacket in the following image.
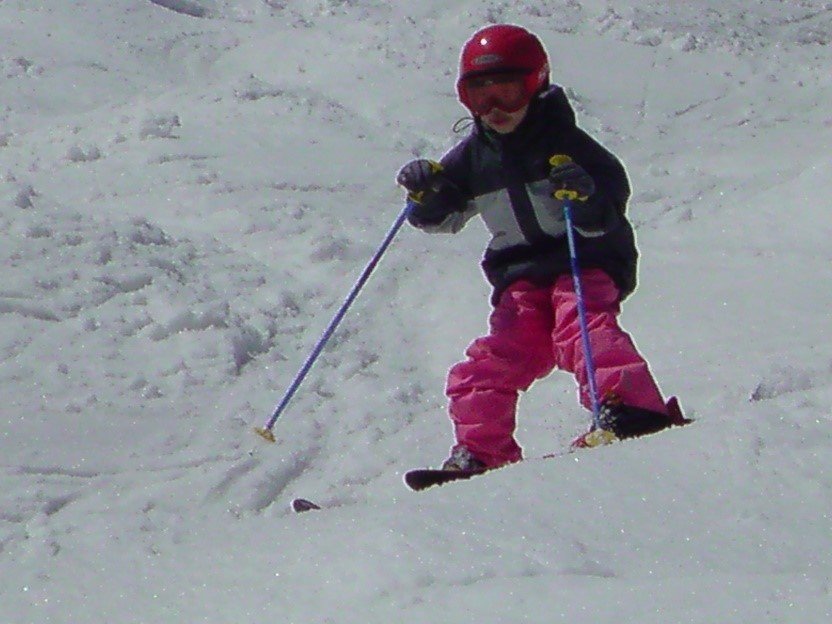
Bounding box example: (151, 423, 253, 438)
(475, 180, 566, 251)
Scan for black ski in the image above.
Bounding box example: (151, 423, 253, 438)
(291, 498, 321, 513)
(405, 415, 693, 491)
(403, 468, 489, 491)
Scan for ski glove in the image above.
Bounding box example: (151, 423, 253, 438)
(397, 158, 468, 227)
(548, 155, 610, 231)
(396, 159, 445, 204)
(548, 161, 596, 202)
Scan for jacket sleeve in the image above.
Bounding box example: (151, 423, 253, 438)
(406, 143, 478, 233)
(565, 126, 631, 233)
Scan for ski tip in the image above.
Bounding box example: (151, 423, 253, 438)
(403, 468, 485, 492)
(291, 498, 321, 513)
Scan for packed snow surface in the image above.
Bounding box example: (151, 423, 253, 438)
(1, 1, 831, 622)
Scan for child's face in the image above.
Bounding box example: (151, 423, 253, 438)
(481, 104, 529, 134)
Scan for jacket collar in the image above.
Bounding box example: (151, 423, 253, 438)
(472, 85, 576, 150)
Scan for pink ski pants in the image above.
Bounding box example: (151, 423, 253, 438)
(446, 270, 668, 467)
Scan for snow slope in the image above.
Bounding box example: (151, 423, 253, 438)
(1, 1, 831, 622)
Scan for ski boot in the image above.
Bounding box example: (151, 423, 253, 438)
(571, 394, 687, 449)
(441, 446, 487, 472)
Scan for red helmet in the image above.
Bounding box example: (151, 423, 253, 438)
(456, 24, 550, 114)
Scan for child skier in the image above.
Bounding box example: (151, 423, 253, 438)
(397, 24, 685, 473)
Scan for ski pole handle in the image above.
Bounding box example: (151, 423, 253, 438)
(554, 189, 580, 201)
(549, 154, 572, 167)
(548, 155, 590, 202)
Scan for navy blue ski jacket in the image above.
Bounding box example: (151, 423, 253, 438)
(408, 85, 638, 305)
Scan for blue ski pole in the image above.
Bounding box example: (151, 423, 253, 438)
(550, 155, 602, 428)
(255, 204, 411, 442)
(562, 200, 602, 427)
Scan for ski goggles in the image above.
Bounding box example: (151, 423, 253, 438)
(459, 72, 530, 115)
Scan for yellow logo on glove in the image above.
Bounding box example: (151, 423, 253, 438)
(548, 154, 573, 168)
